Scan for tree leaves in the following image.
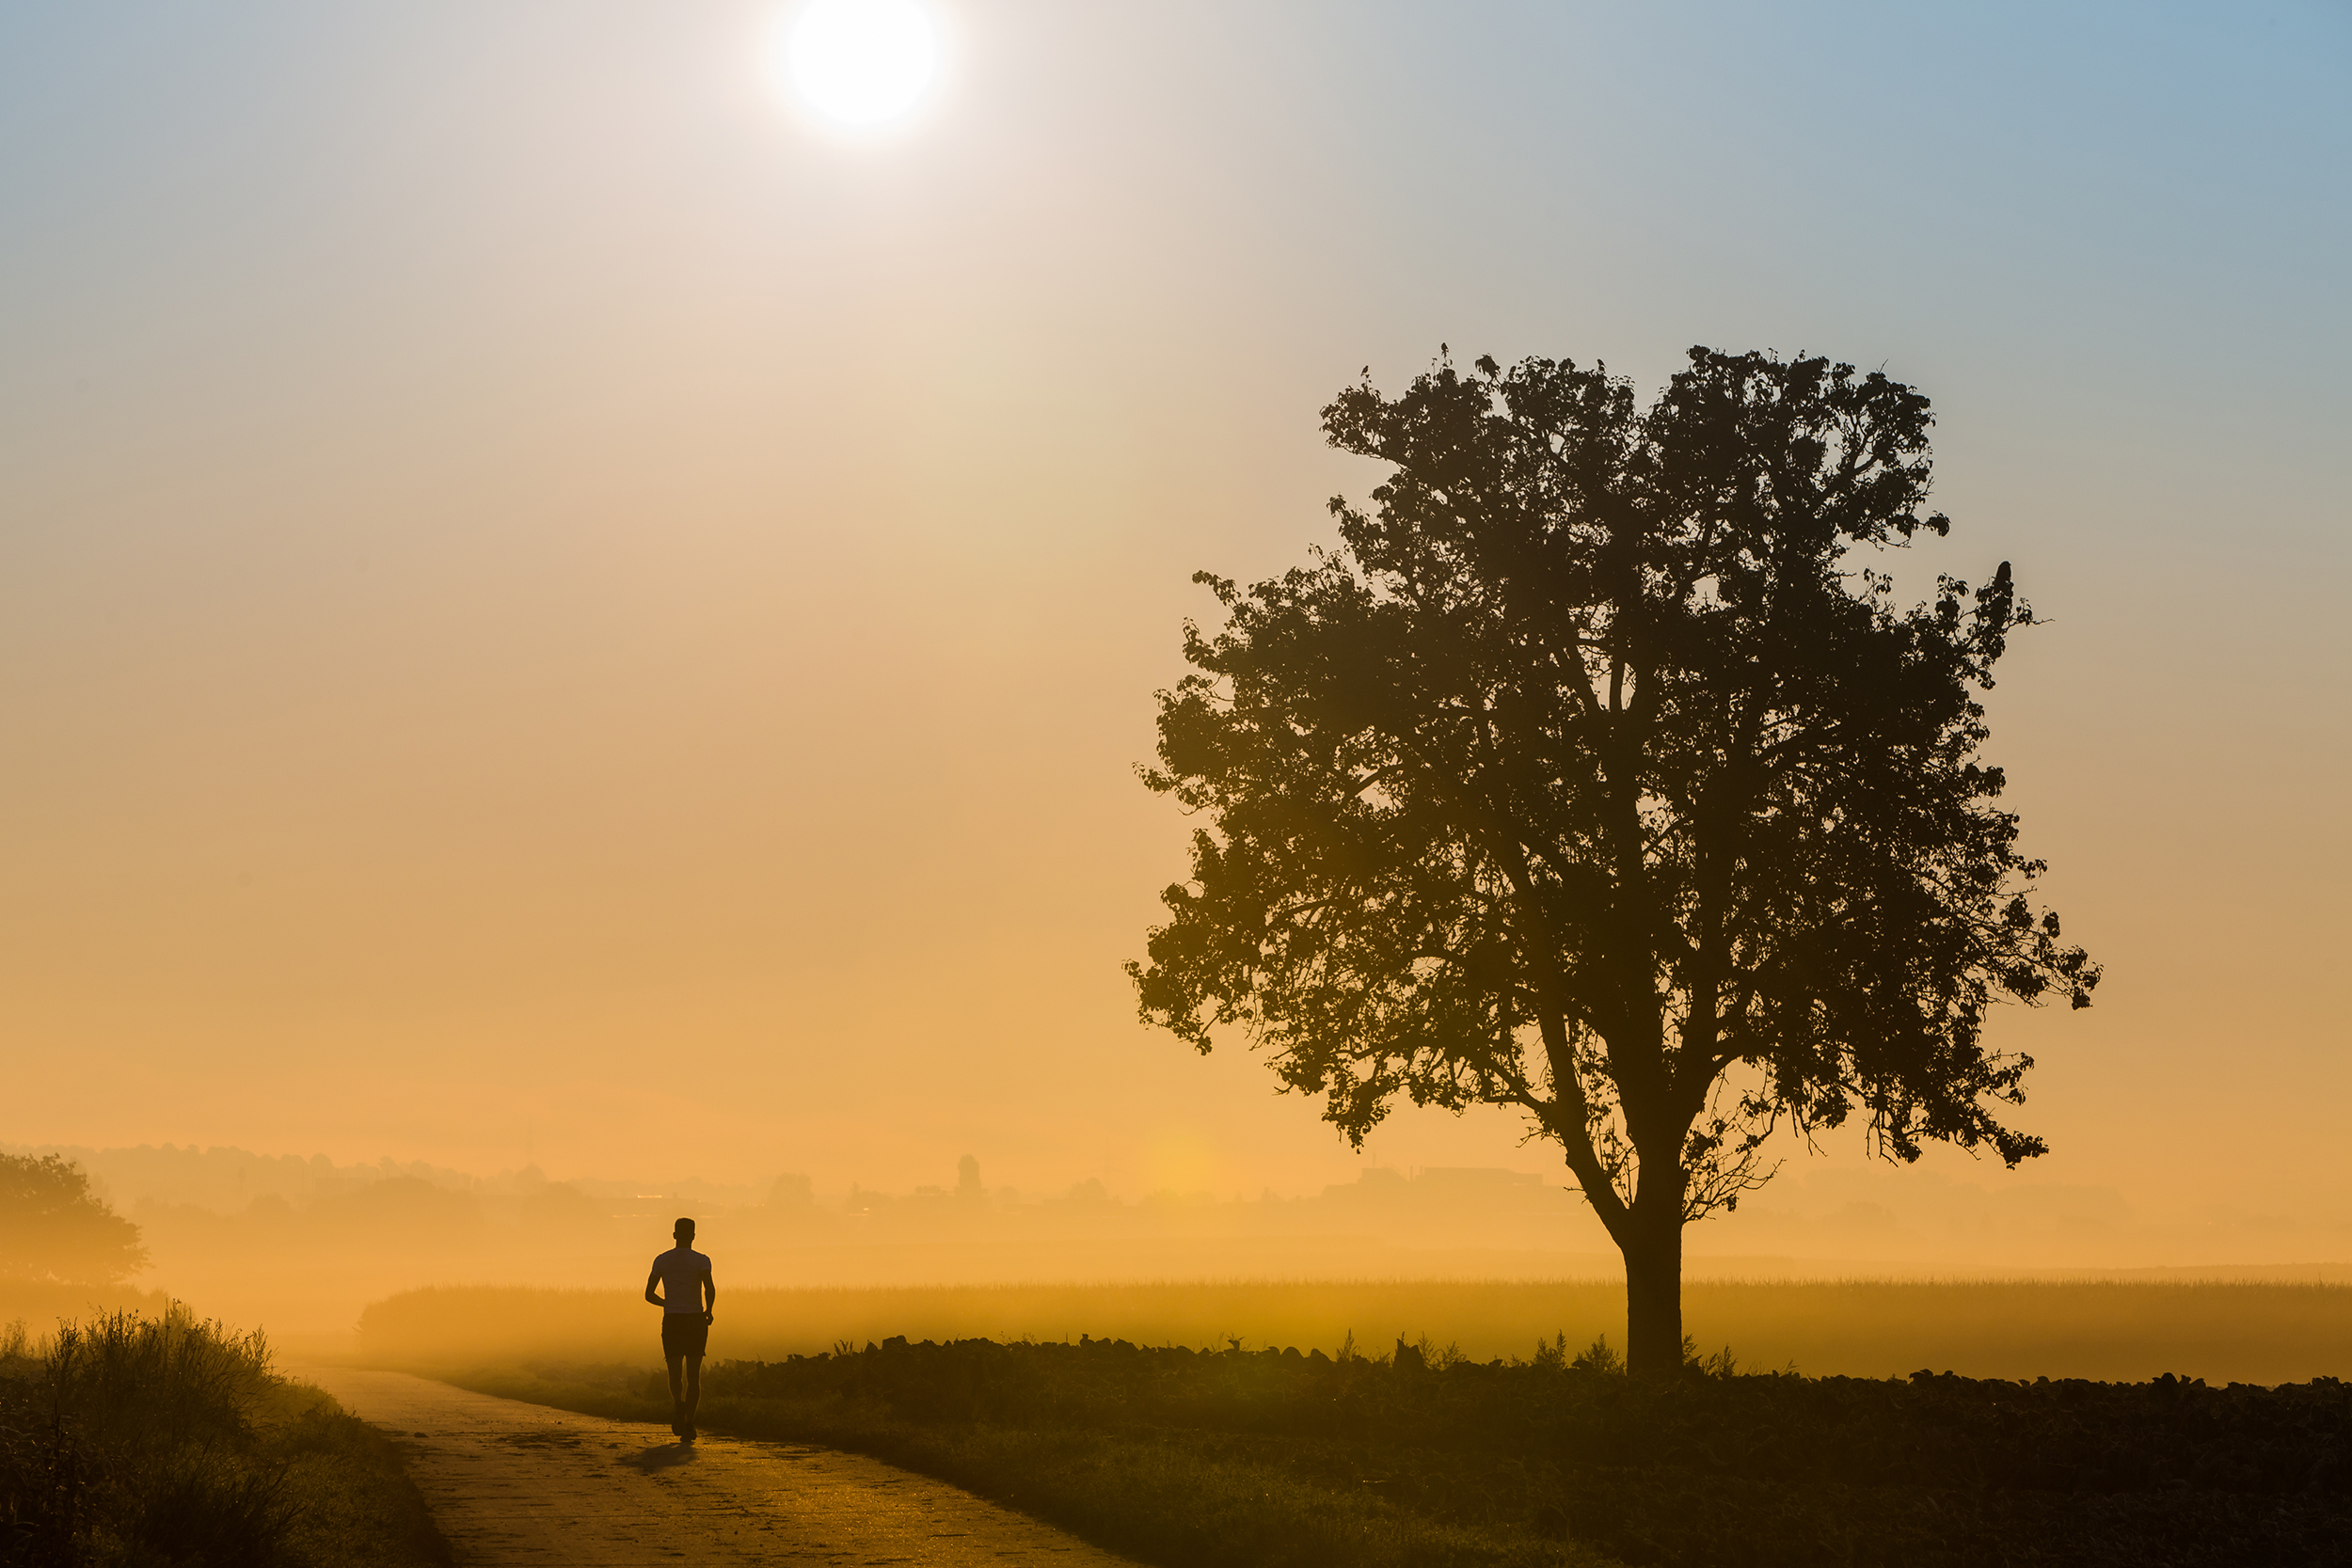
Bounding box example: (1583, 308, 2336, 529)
(0, 1152, 149, 1286)
(1130, 346, 2100, 1253)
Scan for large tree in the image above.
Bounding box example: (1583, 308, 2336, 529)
(1130, 347, 2099, 1377)
(0, 1151, 148, 1286)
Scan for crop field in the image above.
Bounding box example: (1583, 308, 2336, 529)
(358, 1276, 2352, 1386)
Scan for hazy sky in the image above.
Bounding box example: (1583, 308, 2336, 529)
(3, 2, 2345, 1250)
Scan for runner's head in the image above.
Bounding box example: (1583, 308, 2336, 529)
(674, 1216, 696, 1244)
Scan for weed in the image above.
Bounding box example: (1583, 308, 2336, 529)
(1566, 1335, 1622, 1375)
(1, 1306, 448, 1568)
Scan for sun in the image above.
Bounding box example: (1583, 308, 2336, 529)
(771, 0, 944, 132)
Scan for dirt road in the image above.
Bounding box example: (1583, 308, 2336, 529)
(297, 1367, 1141, 1567)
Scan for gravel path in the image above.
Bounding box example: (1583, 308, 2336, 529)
(295, 1367, 1141, 1567)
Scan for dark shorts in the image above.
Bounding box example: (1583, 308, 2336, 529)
(661, 1315, 708, 1359)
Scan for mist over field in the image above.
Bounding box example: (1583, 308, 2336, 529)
(355, 1279, 2352, 1388)
(11, 1138, 2348, 1374)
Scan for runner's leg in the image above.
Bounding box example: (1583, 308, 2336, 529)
(683, 1353, 703, 1438)
(665, 1349, 687, 1433)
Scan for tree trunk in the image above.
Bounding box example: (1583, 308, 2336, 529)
(1622, 1202, 1684, 1379)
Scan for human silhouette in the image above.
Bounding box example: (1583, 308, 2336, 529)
(644, 1216, 716, 1441)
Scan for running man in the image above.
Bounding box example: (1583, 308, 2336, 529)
(644, 1217, 716, 1441)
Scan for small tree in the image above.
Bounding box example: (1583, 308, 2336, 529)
(1130, 348, 2099, 1377)
(0, 1151, 148, 1286)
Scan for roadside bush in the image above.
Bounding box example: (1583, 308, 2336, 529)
(0, 1307, 446, 1568)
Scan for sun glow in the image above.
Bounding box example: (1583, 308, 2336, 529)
(772, 0, 944, 131)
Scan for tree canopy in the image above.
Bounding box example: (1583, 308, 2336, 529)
(0, 1151, 149, 1286)
(1130, 347, 2099, 1375)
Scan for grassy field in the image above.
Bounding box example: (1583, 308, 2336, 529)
(433, 1338, 2352, 1568)
(360, 1276, 2352, 1385)
(1, 1307, 448, 1568)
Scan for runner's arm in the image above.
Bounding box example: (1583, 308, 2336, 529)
(645, 1263, 665, 1308)
(701, 1267, 716, 1321)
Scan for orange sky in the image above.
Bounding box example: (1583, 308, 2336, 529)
(1, 2, 2345, 1259)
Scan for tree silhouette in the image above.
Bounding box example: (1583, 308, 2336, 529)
(0, 1152, 148, 1286)
(1130, 348, 2099, 1377)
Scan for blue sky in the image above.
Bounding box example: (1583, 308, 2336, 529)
(0, 2, 2344, 1253)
